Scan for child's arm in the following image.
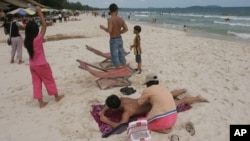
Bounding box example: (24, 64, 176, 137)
(136, 35, 141, 47)
(36, 6, 46, 37)
(130, 35, 140, 49)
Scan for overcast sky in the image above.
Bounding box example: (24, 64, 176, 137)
(68, 0, 250, 8)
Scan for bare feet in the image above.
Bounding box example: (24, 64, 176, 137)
(197, 95, 209, 102)
(169, 134, 180, 141)
(40, 102, 49, 108)
(10, 60, 14, 64)
(38, 98, 48, 108)
(55, 95, 64, 102)
(18, 60, 24, 64)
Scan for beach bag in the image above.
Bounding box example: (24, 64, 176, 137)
(7, 22, 13, 46)
(7, 38, 11, 45)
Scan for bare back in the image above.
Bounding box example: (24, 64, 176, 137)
(139, 85, 176, 119)
(108, 15, 128, 38)
(121, 97, 151, 117)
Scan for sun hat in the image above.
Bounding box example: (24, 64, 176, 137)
(144, 73, 158, 85)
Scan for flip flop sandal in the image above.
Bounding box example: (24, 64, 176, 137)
(169, 134, 179, 141)
(124, 88, 136, 95)
(122, 87, 136, 95)
(120, 86, 128, 93)
(120, 87, 136, 95)
(186, 121, 195, 136)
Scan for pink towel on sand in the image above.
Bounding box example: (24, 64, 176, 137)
(90, 104, 122, 135)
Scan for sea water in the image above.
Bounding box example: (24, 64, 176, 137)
(117, 6, 250, 44)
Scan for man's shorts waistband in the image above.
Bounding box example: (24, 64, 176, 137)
(110, 36, 121, 39)
(148, 109, 177, 122)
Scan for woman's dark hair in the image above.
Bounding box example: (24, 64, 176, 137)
(109, 3, 118, 13)
(24, 20, 39, 59)
(146, 80, 159, 87)
(105, 94, 121, 109)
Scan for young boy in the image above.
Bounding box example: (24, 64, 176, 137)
(100, 3, 128, 68)
(130, 25, 142, 74)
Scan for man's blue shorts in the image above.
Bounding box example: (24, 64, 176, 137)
(110, 37, 126, 67)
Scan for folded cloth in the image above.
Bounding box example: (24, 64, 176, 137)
(90, 104, 142, 137)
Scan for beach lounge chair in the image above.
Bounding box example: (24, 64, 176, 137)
(76, 59, 134, 90)
(86, 45, 113, 69)
(127, 120, 151, 141)
(86, 45, 129, 69)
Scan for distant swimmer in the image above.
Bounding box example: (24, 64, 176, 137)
(224, 18, 230, 21)
(151, 18, 156, 24)
(183, 25, 188, 32)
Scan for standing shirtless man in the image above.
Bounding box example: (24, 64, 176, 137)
(100, 3, 128, 67)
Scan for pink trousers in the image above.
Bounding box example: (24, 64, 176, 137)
(30, 64, 58, 99)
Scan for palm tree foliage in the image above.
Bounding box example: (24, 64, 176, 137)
(37, 0, 97, 10)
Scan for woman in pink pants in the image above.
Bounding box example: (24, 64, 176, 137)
(24, 6, 64, 108)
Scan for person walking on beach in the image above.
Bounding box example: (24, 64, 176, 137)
(130, 25, 142, 74)
(3, 14, 24, 64)
(24, 6, 64, 108)
(100, 3, 128, 68)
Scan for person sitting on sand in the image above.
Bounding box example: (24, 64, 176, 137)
(137, 73, 177, 134)
(98, 76, 208, 129)
(138, 73, 208, 134)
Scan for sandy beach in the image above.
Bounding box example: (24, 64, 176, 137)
(0, 13, 250, 141)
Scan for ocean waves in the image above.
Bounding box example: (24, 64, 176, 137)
(120, 7, 250, 41)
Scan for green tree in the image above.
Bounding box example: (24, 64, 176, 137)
(36, 0, 97, 10)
